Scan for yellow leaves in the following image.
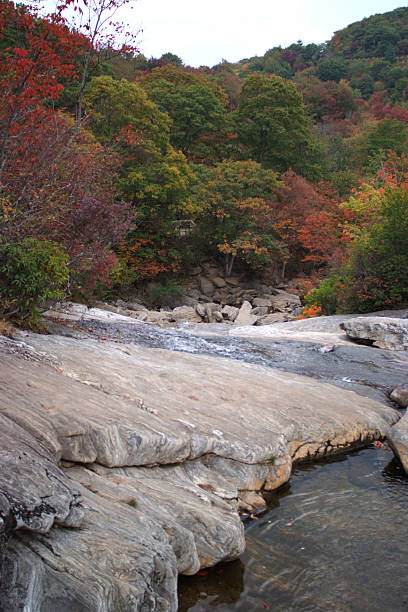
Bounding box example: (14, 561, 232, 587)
(0, 193, 15, 222)
(340, 181, 385, 241)
(218, 232, 269, 258)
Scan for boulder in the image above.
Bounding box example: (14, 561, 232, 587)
(252, 298, 273, 308)
(195, 303, 206, 318)
(269, 290, 301, 312)
(146, 311, 171, 325)
(388, 412, 408, 473)
(340, 317, 408, 350)
(198, 277, 215, 296)
(212, 276, 227, 289)
(390, 385, 408, 408)
(221, 305, 239, 322)
(170, 307, 202, 323)
(234, 301, 258, 326)
(255, 313, 288, 325)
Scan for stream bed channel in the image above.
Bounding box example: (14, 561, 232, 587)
(178, 447, 408, 612)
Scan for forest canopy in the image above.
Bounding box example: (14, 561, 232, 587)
(1, 1, 408, 324)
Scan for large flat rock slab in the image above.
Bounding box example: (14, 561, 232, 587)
(13, 333, 400, 467)
(0, 326, 402, 611)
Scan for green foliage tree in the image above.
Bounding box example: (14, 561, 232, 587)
(85, 75, 170, 151)
(140, 65, 228, 158)
(192, 161, 285, 276)
(84, 75, 195, 284)
(160, 52, 184, 67)
(352, 119, 408, 174)
(235, 74, 324, 179)
(317, 58, 347, 82)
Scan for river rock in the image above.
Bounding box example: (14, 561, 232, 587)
(146, 311, 172, 325)
(234, 301, 258, 326)
(388, 412, 408, 473)
(390, 385, 408, 408)
(225, 277, 239, 286)
(252, 297, 273, 308)
(0, 412, 84, 535)
(252, 306, 269, 316)
(212, 276, 227, 288)
(222, 305, 239, 322)
(1, 484, 178, 612)
(213, 310, 224, 323)
(186, 288, 201, 300)
(127, 302, 147, 312)
(133, 311, 148, 322)
(203, 302, 222, 323)
(340, 317, 408, 350)
(170, 306, 202, 323)
(181, 296, 199, 308)
(195, 303, 206, 318)
(255, 313, 288, 325)
(270, 290, 301, 312)
(198, 277, 215, 296)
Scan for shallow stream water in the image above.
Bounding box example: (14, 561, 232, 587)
(178, 447, 408, 612)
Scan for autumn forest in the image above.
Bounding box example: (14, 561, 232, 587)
(1, 0, 408, 325)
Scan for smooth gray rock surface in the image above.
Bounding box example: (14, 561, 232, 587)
(1, 484, 178, 612)
(341, 316, 408, 350)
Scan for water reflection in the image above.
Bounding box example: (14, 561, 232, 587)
(178, 448, 408, 611)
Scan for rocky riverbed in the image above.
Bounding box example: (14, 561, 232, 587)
(1, 304, 407, 611)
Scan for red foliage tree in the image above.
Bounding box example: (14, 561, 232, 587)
(273, 171, 348, 275)
(0, 1, 132, 289)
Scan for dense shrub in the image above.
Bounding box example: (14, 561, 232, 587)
(145, 278, 184, 308)
(0, 239, 69, 326)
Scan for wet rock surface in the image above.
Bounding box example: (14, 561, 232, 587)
(45, 305, 408, 404)
(0, 305, 406, 610)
